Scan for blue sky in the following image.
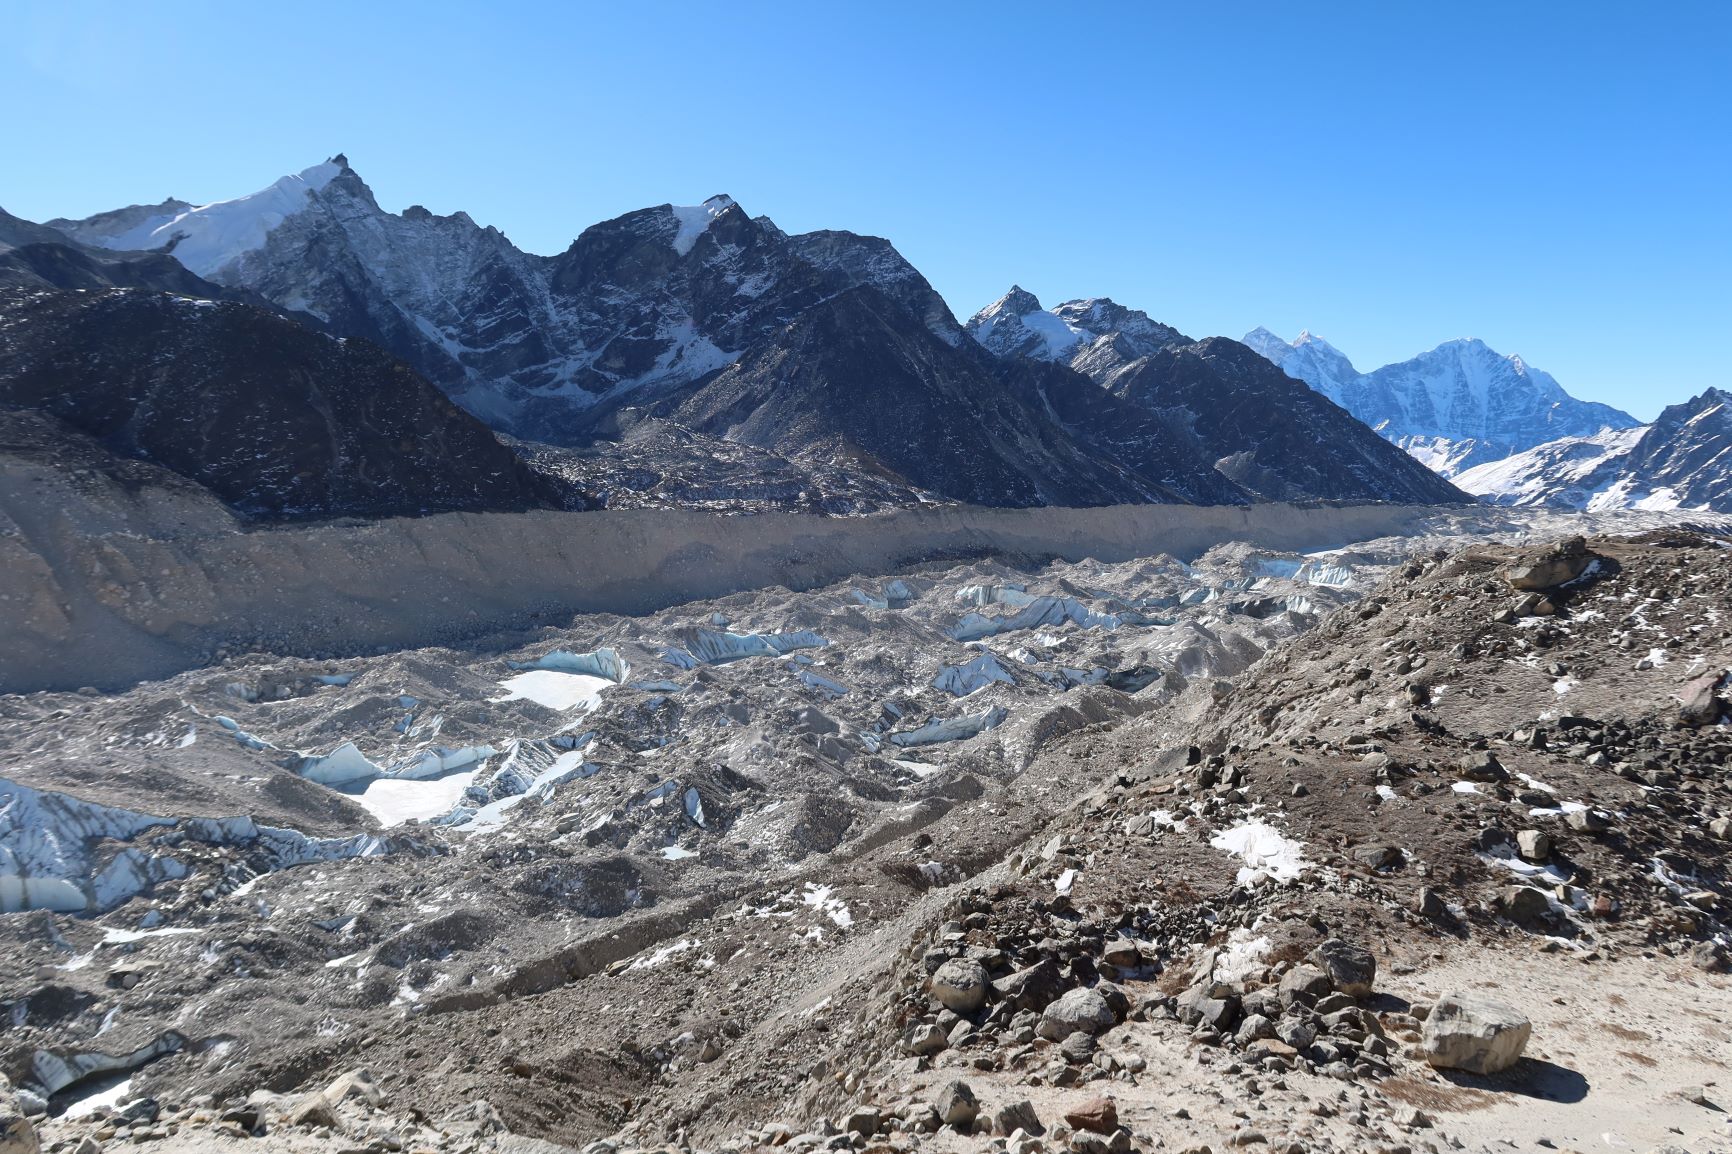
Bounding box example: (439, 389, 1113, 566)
(5, 2, 1726, 420)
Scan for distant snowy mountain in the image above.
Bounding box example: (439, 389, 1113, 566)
(1454, 388, 1732, 512)
(1244, 329, 1640, 475)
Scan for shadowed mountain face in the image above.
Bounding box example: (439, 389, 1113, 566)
(0, 288, 569, 519)
(635, 286, 1248, 508)
(1106, 338, 1467, 504)
(965, 289, 1467, 505)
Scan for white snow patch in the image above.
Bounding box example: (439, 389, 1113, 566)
(349, 769, 478, 826)
(670, 195, 735, 256)
(1209, 821, 1309, 885)
(492, 670, 613, 712)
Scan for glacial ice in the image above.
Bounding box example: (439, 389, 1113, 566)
(299, 740, 386, 786)
(510, 647, 629, 682)
(889, 706, 1007, 747)
(0, 776, 397, 913)
(675, 628, 829, 665)
(933, 653, 1017, 697)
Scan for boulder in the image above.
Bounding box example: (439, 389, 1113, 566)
(1063, 1095, 1119, 1135)
(992, 958, 1064, 1011)
(1421, 993, 1531, 1073)
(1506, 536, 1595, 591)
(285, 1092, 339, 1130)
(904, 1023, 947, 1056)
(1457, 752, 1509, 782)
(1565, 809, 1611, 834)
(1516, 830, 1551, 862)
(1679, 671, 1728, 727)
(842, 1106, 880, 1137)
(932, 1080, 978, 1129)
(930, 958, 989, 1013)
(1037, 987, 1117, 1041)
(1497, 885, 1553, 927)
(1307, 938, 1376, 999)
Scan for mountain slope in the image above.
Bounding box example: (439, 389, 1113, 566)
(1246, 328, 1640, 474)
(1107, 338, 1468, 504)
(643, 286, 1243, 507)
(0, 288, 567, 519)
(966, 293, 1465, 504)
(1455, 388, 1732, 512)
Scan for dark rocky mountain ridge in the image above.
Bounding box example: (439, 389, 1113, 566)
(0, 288, 567, 519)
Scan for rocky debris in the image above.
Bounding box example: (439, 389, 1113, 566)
(0, 1075, 39, 1154)
(1420, 993, 1532, 1074)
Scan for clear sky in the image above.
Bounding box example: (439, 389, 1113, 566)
(4, 1, 1727, 420)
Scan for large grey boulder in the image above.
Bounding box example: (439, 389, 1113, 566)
(1036, 986, 1116, 1041)
(930, 958, 989, 1012)
(1505, 536, 1596, 591)
(932, 1080, 978, 1129)
(1421, 993, 1532, 1074)
(1308, 938, 1376, 999)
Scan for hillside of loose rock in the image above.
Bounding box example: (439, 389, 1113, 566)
(4, 516, 1730, 1154)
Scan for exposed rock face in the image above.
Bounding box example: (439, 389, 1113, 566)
(0, 288, 567, 519)
(1421, 993, 1532, 1074)
(46, 160, 962, 441)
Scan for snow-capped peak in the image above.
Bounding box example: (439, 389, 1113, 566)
(1244, 327, 1639, 476)
(55, 157, 349, 278)
(670, 195, 737, 256)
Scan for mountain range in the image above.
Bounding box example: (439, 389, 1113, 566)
(14, 155, 1721, 519)
(7, 156, 1466, 516)
(1241, 327, 1640, 476)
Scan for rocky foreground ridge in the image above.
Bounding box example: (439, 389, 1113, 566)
(2, 518, 1729, 1154)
